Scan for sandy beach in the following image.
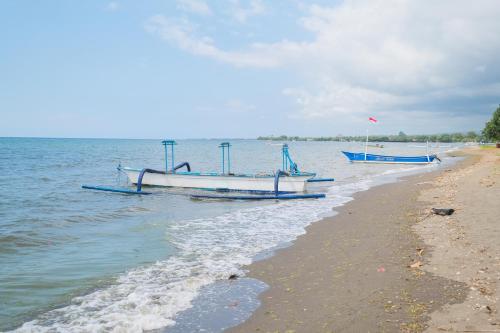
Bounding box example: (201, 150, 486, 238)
(230, 147, 499, 332)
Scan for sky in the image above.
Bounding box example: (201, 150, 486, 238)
(1, 0, 499, 139)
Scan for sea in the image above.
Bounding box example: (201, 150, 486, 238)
(0, 138, 461, 332)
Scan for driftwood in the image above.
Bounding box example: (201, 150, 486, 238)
(431, 208, 455, 216)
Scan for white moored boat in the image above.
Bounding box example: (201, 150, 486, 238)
(82, 140, 334, 199)
(120, 167, 313, 193)
(118, 140, 326, 193)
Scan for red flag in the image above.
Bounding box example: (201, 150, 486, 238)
(368, 117, 378, 123)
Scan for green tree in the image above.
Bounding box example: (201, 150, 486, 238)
(482, 105, 500, 142)
(438, 133, 452, 142)
(395, 131, 408, 142)
(465, 131, 478, 142)
(451, 133, 464, 142)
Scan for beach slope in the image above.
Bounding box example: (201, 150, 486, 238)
(230, 148, 499, 332)
(415, 148, 500, 331)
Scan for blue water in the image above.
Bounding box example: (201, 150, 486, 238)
(0, 138, 459, 332)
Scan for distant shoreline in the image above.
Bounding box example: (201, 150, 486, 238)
(258, 132, 482, 143)
(0, 134, 483, 143)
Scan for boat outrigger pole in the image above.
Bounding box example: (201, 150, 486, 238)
(219, 142, 231, 174)
(81, 168, 158, 195)
(282, 144, 298, 173)
(190, 169, 326, 200)
(162, 139, 191, 173)
(82, 139, 190, 194)
(163, 140, 176, 173)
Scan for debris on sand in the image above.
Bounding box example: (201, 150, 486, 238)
(409, 261, 423, 269)
(431, 208, 455, 216)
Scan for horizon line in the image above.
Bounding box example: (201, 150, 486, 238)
(0, 130, 481, 141)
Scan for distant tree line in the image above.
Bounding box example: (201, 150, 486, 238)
(260, 105, 499, 144)
(482, 105, 500, 142)
(258, 131, 481, 143)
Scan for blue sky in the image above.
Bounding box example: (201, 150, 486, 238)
(1, 0, 499, 138)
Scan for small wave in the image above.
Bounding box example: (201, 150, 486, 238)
(0, 234, 52, 254)
(381, 163, 434, 175)
(14, 179, 371, 332)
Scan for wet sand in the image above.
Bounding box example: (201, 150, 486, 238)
(229, 148, 499, 332)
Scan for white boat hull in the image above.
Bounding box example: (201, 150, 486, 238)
(122, 168, 312, 192)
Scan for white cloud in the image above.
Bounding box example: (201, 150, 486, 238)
(283, 83, 413, 119)
(147, 0, 500, 121)
(145, 15, 281, 67)
(176, 0, 212, 16)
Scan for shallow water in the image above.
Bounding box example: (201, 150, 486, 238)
(0, 138, 459, 331)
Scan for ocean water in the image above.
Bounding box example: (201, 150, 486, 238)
(0, 138, 460, 332)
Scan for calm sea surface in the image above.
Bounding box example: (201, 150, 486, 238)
(0, 138, 460, 332)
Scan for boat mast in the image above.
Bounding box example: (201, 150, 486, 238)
(426, 140, 430, 163)
(219, 142, 231, 175)
(364, 129, 369, 161)
(162, 140, 177, 173)
(281, 144, 298, 173)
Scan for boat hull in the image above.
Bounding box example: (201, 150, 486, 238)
(342, 151, 437, 164)
(122, 168, 313, 192)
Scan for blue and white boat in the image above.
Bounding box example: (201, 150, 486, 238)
(341, 151, 438, 164)
(342, 127, 439, 164)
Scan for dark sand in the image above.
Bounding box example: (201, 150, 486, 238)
(229, 156, 478, 333)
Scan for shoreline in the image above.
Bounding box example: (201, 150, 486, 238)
(229, 148, 498, 332)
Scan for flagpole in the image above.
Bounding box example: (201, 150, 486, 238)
(426, 140, 430, 163)
(364, 128, 368, 161)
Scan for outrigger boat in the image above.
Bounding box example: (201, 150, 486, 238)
(341, 151, 439, 164)
(342, 137, 439, 165)
(120, 141, 315, 193)
(83, 140, 334, 200)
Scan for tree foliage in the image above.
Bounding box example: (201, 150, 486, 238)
(482, 105, 500, 142)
